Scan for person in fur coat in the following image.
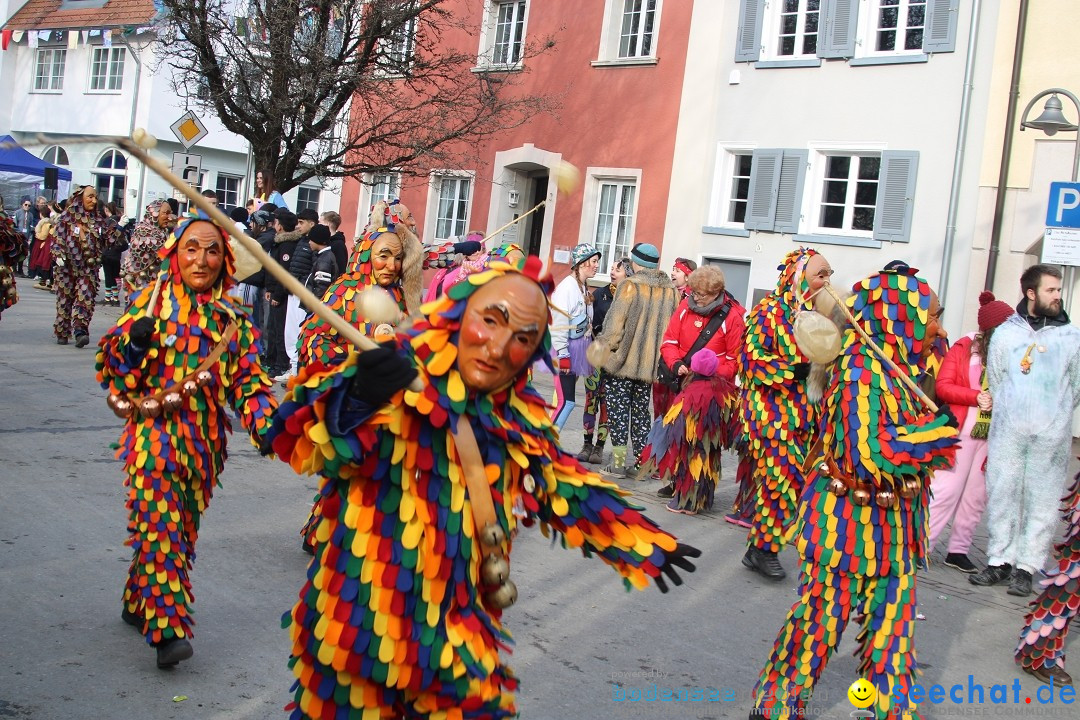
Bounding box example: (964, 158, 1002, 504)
(587, 242, 679, 477)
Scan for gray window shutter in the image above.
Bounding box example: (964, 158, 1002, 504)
(735, 0, 764, 62)
(817, 0, 858, 59)
(773, 150, 808, 234)
(874, 151, 919, 242)
(744, 149, 783, 231)
(923, 0, 959, 53)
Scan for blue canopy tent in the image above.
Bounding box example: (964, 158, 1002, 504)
(0, 135, 72, 209)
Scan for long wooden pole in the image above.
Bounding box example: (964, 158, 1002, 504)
(484, 200, 545, 244)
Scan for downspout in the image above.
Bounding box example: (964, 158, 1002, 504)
(984, 0, 1030, 291)
(118, 33, 146, 215)
(938, 0, 982, 305)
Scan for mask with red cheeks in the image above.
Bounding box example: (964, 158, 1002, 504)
(456, 274, 549, 393)
(370, 233, 403, 287)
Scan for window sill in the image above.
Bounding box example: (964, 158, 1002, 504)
(29, 89, 64, 94)
(85, 90, 124, 95)
(702, 225, 750, 238)
(753, 58, 822, 69)
(591, 57, 658, 68)
(849, 53, 929, 67)
(792, 233, 882, 249)
(470, 63, 523, 74)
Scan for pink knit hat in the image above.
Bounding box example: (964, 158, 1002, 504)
(689, 349, 718, 377)
(977, 291, 1014, 331)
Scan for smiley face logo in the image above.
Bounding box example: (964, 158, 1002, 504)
(848, 678, 877, 709)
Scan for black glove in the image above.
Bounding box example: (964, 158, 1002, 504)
(128, 317, 156, 349)
(935, 404, 958, 430)
(654, 542, 702, 593)
(347, 346, 418, 407)
(791, 363, 810, 382)
(452, 240, 483, 257)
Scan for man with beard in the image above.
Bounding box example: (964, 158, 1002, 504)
(970, 264, 1080, 597)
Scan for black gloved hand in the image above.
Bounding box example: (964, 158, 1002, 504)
(791, 363, 810, 382)
(128, 317, 156, 349)
(654, 542, 702, 593)
(347, 346, 418, 407)
(452, 240, 483, 257)
(935, 404, 958, 430)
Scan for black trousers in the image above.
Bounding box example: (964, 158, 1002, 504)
(265, 299, 288, 373)
(102, 257, 121, 290)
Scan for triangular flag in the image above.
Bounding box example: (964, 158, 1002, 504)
(1, 29, 10, 51)
(67, 31, 78, 50)
(81, 30, 89, 45)
(11, 30, 24, 43)
(102, 29, 112, 48)
(27, 32, 37, 49)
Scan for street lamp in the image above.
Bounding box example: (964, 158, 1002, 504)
(1020, 88, 1080, 308)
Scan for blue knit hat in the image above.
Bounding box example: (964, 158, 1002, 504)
(630, 243, 660, 269)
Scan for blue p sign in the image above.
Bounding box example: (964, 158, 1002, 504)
(1046, 182, 1080, 228)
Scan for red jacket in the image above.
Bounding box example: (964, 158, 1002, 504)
(660, 294, 746, 381)
(935, 333, 981, 429)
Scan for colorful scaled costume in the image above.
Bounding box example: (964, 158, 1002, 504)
(266, 258, 695, 720)
(740, 249, 821, 555)
(122, 200, 169, 298)
(1016, 471, 1080, 682)
(96, 219, 277, 654)
(52, 187, 122, 344)
(0, 213, 26, 320)
(641, 349, 738, 515)
(752, 268, 958, 720)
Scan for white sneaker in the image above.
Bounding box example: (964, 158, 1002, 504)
(273, 368, 296, 383)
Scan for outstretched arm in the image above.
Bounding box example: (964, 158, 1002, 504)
(740, 303, 802, 389)
(226, 317, 279, 447)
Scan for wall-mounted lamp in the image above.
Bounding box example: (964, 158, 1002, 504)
(507, 190, 519, 208)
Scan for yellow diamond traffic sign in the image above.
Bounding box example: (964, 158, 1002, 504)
(170, 110, 208, 149)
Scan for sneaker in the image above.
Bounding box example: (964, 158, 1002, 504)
(601, 462, 625, 476)
(969, 563, 1013, 587)
(666, 498, 697, 516)
(1008, 569, 1033, 596)
(724, 512, 752, 529)
(1023, 663, 1074, 687)
(274, 367, 296, 383)
(624, 463, 642, 480)
(155, 637, 193, 669)
(742, 546, 786, 581)
(657, 483, 675, 498)
(588, 443, 605, 465)
(943, 553, 977, 573)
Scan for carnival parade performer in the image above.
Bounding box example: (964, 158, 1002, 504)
(751, 266, 958, 720)
(265, 256, 700, 720)
(1016, 470, 1080, 687)
(739, 248, 831, 581)
(0, 212, 26, 321)
(641, 348, 738, 515)
(53, 185, 122, 347)
(96, 217, 278, 669)
(122, 199, 173, 299)
(549, 242, 601, 430)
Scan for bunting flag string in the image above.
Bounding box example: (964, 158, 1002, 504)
(1, 29, 10, 51)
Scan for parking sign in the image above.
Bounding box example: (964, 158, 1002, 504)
(1045, 182, 1080, 228)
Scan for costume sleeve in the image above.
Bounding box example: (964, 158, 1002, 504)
(549, 278, 576, 358)
(525, 449, 679, 590)
(95, 286, 157, 393)
(659, 302, 685, 370)
(935, 337, 980, 409)
(740, 303, 799, 389)
(713, 306, 746, 381)
(832, 354, 958, 485)
(226, 316, 279, 446)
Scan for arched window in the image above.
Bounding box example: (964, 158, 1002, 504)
(94, 149, 127, 208)
(41, 145, 69, 166)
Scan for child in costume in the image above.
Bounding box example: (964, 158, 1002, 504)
(641, 348, 738, 515)
(0, 213, 26, 320)
(96, 217, 278, 669)
(122, 199, 173, 300)
(751, 267, 958, 720)
(739, 248, 831, 581)
(265, 256, 700, 720)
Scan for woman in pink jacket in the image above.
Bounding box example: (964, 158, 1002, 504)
(927, 291, 1015, 573)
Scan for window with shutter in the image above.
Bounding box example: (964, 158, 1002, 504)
(735, 0, 765, 62)
(922, 0, 958, 53)
(774, 150, 808, 233)
(817, 0, 858, 59)
(744, 149, 783, 231)
(873, 151, 919, 242)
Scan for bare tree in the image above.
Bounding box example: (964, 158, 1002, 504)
(158, 0, 557, 192)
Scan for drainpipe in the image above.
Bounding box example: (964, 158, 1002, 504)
(938, 0, 982, 305)
(984, 0, 1030, 292)
(118, 33, 147, 215)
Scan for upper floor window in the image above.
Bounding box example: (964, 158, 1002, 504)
(380, 4, 417, 75)
(619, 0, 657, 58)
(870, 0, 926, 53)
(41, 145, 70, 166)
(492, 1, 527, 65)
(769, 0, 819, 59)
(368, 172, 401, 210)
(34, 48, 66, 92)
(297, 186, 321, 213)
(216, 174, 242, 208)
(433, 175, 471, 240)
(817, 154, 879, 234)
(89, 47, 125, 92)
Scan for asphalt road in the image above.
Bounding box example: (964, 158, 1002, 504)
(1, 286, 1077, 720)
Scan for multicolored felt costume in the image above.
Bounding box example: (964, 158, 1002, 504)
(96, 218, 277, 647)
(0, 214, 26, 321)
(122, 200, 169, 298)
(739, 248, 820, 553)
(266, 259, 688, 720)
(752, 268, 958, 720)
(1016, 471, 1080, 678)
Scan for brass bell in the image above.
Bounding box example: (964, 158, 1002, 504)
(162, 391, 185, 412)
(181, 379, 199, 396)
(479, 523, 506, 548)
(107, 393, 135, 419)
(875, 489, 896, 508)
(904, 477, 921, 497)
(852, 486, 871, 507)
(195, 370, 214, 388)
(139, 397, 163, 419)
(485, 579, 518, 609)
(522, 474, 536, 493)
(818, 462, 831, 478)
(826, 478, 848, 497)
(480, 554, 510, 586)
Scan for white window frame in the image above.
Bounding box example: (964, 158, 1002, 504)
(855, 0, 929, 59)
(357, 171, 403, 226)
(708, 145, 757, 229)
(41, 145, 70, 166)
(760, 0, 821, 61)
(804, 142, 886, 239)
(296, 186, 321, 214)
(425, 171, 474, 243)
(579, 167, 641, 276)
(33, 48, 66, 92)
(379, 4, 417, 76)
(93, 149, 129, 209)
(216, 173, 243, 208)
(88, 46, 126, 93)
(476, 0, 529, 70)
(594, 0, 662, 66)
